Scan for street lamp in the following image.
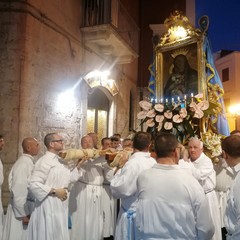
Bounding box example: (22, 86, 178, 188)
(229, 104, 240, 129)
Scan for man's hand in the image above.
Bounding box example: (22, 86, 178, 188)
(22, 215, 30, 225)
(51, 188, 68, 201)
(76, 156, 88, 170)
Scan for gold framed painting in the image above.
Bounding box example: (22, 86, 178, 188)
(154, 12, 207, 103)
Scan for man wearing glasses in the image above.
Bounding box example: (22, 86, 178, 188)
(27, 133, 84, 240)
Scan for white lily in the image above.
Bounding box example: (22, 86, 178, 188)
(139, 100, 152, 111)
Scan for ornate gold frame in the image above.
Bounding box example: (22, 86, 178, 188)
(154, 11, 207, 101)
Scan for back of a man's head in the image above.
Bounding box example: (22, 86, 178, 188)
(155, 133, 178, 158)
(133, 131, 151, 151)
(230, 129, 240, 136)
(221, 135, 240, 158)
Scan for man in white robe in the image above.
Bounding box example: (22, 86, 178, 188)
(0, 134, 5, 240)
(214, 157, 234, 240)
(135, 133, 215, 239)
(222, 135, 240, 239)
(27, 133, 83, 240)
(69, 135, 114, 240)
(110, 131, 156, 240)
(187, 137, 222, 240)
(2, 137, 40, 240)
(101, 137, 117, 239)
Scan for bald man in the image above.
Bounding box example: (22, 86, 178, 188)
(187, 137, 221, 240)
(3, 137, 40, 240)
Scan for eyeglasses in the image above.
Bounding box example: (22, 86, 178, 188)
(51, 139, 64, 143)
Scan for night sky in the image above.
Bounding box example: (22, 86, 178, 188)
(195, 0, 240, 52)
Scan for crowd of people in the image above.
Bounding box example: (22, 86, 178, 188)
(0, 130, 239, 240)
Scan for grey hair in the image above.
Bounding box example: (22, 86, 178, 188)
(189, 136, 203, 148)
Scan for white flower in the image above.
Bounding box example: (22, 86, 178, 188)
(164, 110, 173, 119)
(194, 93, 203, 99)
(173, 114, 183, 123)
(190, 101, 209, 119)
(139, 100, 152, 111)
(154, 103, 164, 112)
(179, 108, 187, 118)
(155, 115, 164, 123)
(147, 109, 156, 118)
(198, 100, 209, 111)
(146, 118, 155, 127)
(164, 121, 173, 130)
(137, 111, 147, 120)
(157, 122, 163, 131)
(193, 110, 204, 119)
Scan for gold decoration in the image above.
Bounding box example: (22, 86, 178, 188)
(171, 48, 189, 58)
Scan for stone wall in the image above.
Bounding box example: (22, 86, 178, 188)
(0, 0, 139, 209)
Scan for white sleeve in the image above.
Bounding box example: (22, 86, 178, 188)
(110, 162, 138, 199)
(11, 161, 32, 217)
(28, 159, 52, 202)
(189, 160, 216, 192)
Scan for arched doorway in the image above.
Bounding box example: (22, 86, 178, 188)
(87, 87, 112, 145)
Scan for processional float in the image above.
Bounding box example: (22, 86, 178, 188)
(137, 11, 229, 162)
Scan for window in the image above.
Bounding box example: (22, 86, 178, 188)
(222, 68, 229, 82)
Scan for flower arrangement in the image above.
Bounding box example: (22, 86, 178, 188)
(137, 93, 210, 144)
(137, 93, 224, 162)
(201, 131, 223, 163)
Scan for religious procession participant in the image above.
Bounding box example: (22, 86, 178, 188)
(88, 132, 98, 149)
(135, 133, 215, 239)
(27, 133, 84, 240)
(214, 152, 234, 239)
(221, 134, 240, 239)
(101, 137, 117, 240)
(0, 134, 5, 240)
(3, 137, 40, 240)
(69, 135, 115, 240)
(186, 137, 221, 240)
(110, 131, 156, 240)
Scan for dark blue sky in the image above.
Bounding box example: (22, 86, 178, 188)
(196, 0, 240, 52)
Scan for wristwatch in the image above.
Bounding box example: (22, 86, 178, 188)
(51, 189, 56, 195)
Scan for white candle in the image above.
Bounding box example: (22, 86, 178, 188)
(191, 93, 193, 102)
(160, 98, 163, 103)
(178, 96, 180, 102)
(166, 98, 168, 103)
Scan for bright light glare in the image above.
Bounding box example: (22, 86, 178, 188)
(56, 89, 76, 114)
(84, 70, 110, 81)
(169, 26, 187, 39)
(229, 104, 240, 115)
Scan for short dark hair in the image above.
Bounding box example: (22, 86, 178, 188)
(101, 137, 111, 145)
(230, 129, 240, 135)
(0, 135, 3, 139)
(110, 136, 120, 142)
(221, 135, 240, 157)
(133, 131, 151, 151)
(44, 133, 56, 148)
(155, 133, 178, 158)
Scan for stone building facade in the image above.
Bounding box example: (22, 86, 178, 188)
(0, 0, 140, 208)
